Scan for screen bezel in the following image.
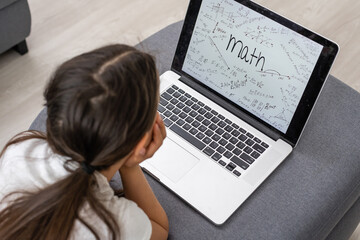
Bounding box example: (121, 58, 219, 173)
(172, 0, 339, 146)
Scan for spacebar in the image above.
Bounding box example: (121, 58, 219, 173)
(170, 124, 206, 150)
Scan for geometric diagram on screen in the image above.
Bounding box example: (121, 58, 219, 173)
(258, 69, 291, 79)
(208, 36, 230, 69)
(273, 108, 288, 122)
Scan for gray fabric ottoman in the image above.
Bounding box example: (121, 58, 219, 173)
(30, 21, 360, 240)
(0, 0, 31, 55)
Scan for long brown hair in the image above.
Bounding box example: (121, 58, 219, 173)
(0, 44, 159, 239)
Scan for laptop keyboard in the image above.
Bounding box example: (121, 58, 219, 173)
(158, 84, 269, 177)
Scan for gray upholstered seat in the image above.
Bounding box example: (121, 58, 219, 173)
(30, 21, 360, 240)
(0, 0, 31, 55)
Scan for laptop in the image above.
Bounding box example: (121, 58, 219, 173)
(141, 0, 338, 225)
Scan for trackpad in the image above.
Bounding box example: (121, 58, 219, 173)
(147, 138, 199, 183)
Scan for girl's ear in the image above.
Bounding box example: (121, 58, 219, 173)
(123, 132, 150, 167)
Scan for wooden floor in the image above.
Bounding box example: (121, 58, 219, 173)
(0, 0, 359, 238)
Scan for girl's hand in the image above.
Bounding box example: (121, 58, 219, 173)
(123, 113, 166, 168)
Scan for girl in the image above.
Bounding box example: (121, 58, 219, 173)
(0, 44, 169, 239)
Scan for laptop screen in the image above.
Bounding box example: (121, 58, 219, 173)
(181, 0, 323, 134)
(172, 0, 338, 145)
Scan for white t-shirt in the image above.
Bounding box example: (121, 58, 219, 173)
(0, 138, 152, 240)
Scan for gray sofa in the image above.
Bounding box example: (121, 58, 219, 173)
(30, 21, 360, 239)
(0, 0, 31, 55)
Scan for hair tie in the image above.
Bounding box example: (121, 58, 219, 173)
(81, 161, 95, 174)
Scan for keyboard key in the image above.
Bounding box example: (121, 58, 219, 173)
(209, 123, 217, 130)
(185, 93, 192, 98)
(239, 134, 247, 142)
(222, 132, 231, 140)
(219, 139, 227, 146)
(173, 92, 181, 98)
(224, 125, 233, 132)
(204, 105, 211, 111)
(202, 137, 212, 144)
(176, 102, 185, 109)
(236, 142, 246, 149)
(254, 137, 262, 143)
(191, 104, 200, 110)
(180, 96, 187, 102)
(185, 100, 193, 106)
(164, 110, 172, 117)
(170, 115, 179, 122)
(196, 115, 204, 122)
(176, 119, 185, 126)
(224, 151, 233, 159)
(233, 170, 241, 177)
(170, 124, 205, 150)
(232, 148, 242, 156)
(226, 162, 236, 171)
(231, 130, 240, 137)
(246, 132, 254, 139)
(225, 119, 232, 125)
(205, 112, 213, 119)
(217, 121, 226, 128)
(166, 88, 175, 94)
(170, 98, 179, 105)
(198, 108, 206, 115)
(159, 97, 168, 106)
(202, 119, 211, 126)
(231, 123, 239, 129)
(191, 97, 198, 102)
(216, 146, 226, 154)
(211, 153, 222, 161)
(240, 153, 255, 164)
(183, 123, 191, 131)
(198, 101, 205, 107)
(215, 128, 224, 135)
(198, 125, 207, 132)
(261, 142, 269, 148)
(196, 132, 205, 140)
(244, 146, 253, 154)
(179, 112, 187, 119)
(161, 92, 172, 100)
(171, 85, 179, 90)
(189, 111, 197, 117)
(166, 104, 175, 110)
(191, 121, 200, 128)
(211, 116, 220, 123)
(211, 134, 221, 141)
(225, 143, 235, 151)
(253, 143, 266, 153)
(163, 118, 173, 127)
(245, 139, 255, 146)
(211, 110, 218, 115)
(218, 160, 226, 166)
(205, 129, 214, 137)
(172, 108, 181, 115)
(210, 141, 219, 149)
(183, 106, 191, 113)
(251, 151, 260, 159)
(218, 114, 225, 120)
(178, 89, 185, 94)
(185, 116, 194, 123)
(189, 128, 198, 135)
(158, 105, 166, 113)
(239, 128, 246, 134)
(229, 137, 238, 145)
(231, 156, 249, 170)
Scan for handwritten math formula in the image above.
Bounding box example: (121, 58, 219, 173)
(182, 0, 323, 133)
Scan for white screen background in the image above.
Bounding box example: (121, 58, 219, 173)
(182, 0, 323, 133)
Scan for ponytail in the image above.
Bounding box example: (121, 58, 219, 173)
(0, 132, 119, 240)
